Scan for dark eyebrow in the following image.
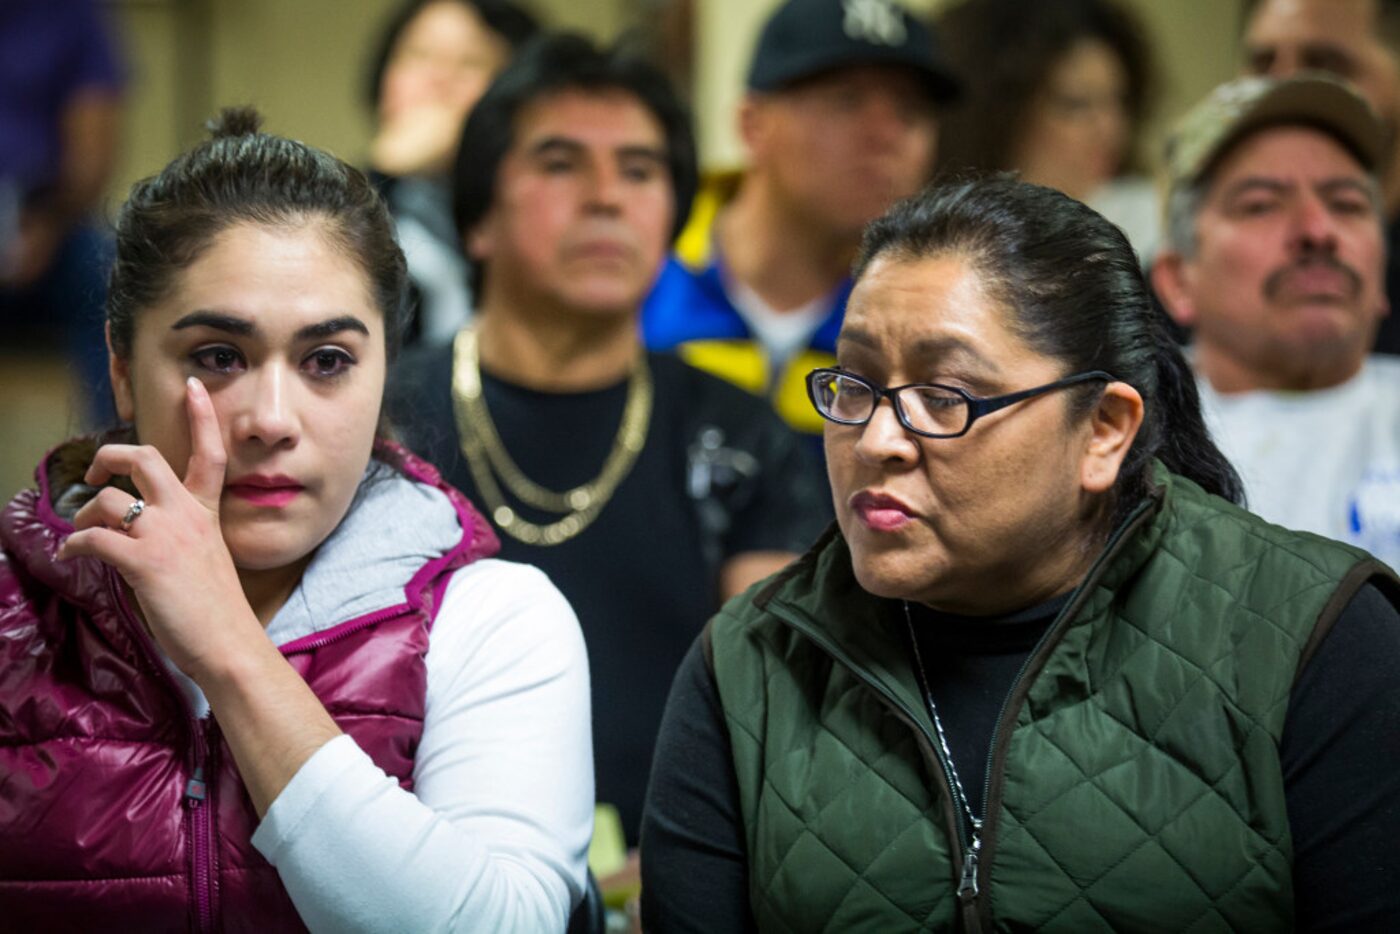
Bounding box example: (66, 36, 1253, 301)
(1218, 177, 1288, 202)
(1242, 43, 1273, 66)
(170, 311, 369, 341)
(530, 136, 667, 165)
(617, 145, 668, 164)
(295, 315, 371, 341)
(911, 335, 1000, 376)
(529, 136, 585, 158)
(171, 311, 256, 336)
(837, 325, 880, 350)
(837, 326, 1001, 376)
(1317, 178, 1377, 202)
(1299, 40, 1359, 69)
(1220, 175, 1376, 207)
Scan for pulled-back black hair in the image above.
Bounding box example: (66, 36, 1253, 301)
(365, 0, 540, 111)
(451, 31, 699, 296)
(854, 176, 1243, 525)
(107, 106, 408, 361)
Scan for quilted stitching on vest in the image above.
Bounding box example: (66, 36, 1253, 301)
(711, 469, 1395, 932)
(741, 633, 960, 931)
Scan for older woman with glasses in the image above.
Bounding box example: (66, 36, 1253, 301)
(639, 177, 1400, 932)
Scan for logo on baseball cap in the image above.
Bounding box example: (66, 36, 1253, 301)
(747, 0, 962, 103)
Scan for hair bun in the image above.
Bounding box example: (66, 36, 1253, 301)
(205, 106, 264, 139)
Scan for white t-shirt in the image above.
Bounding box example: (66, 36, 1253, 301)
(725, 272, 834, 367)
(1088, 174, 1162, 264)
(1197, 356, 1400, 567)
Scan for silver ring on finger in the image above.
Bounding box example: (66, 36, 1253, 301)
(120, 498, 146, 531)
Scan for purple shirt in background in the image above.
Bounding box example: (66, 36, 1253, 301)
(0, 0, 125, 196)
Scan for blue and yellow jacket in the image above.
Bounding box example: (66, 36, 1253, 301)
(641, 177, 849, 438)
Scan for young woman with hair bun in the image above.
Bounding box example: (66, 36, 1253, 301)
(0, 108, 592, 932)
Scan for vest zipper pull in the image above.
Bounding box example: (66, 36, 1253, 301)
(958, 846, 979, 900)
(184, 765, 207, 805)
(959, 829, 981, 901)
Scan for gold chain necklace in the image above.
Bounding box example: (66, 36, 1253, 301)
(450, 327, 652, 546)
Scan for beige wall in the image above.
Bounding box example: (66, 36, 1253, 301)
(110, 0, 395, 207)
(1129, 0, 1247, 171)
(109, 0, 1248, 209)
(108, 0, 629, 210)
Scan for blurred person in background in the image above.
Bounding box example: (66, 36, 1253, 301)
(365, 0, 538, 347)
(1152, 75, 1400, 568)
(390, 33, 829, 878)
(0, 0, 124, 424)
(1243, 0, 1400, 353)
(934, 0, 1159, 259)
(642, 0, 956, 449)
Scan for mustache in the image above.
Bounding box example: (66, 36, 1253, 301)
(1263, 253, 1362, 301)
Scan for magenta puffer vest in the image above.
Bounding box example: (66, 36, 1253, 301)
(0, 444, 498, 932)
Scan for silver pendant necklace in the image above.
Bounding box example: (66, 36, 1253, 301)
(904, 600, 983, 895)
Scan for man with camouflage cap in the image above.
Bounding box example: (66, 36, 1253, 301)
(1241, 0, 1400, 353)
(1151, 74, 1400, 565)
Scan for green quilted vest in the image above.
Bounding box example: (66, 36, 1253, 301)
(708, 468, 1399, 932)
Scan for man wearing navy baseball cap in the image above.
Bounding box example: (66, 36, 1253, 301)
(642, 0, 960, 448)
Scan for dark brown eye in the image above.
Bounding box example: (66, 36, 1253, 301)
(191, 346, 245, 374)
(304, 347, 354, 378)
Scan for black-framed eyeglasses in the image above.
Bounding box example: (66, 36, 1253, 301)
(805, 367, 1117, 439)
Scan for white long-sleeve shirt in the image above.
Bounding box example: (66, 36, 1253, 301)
(166, 558, 592, 932)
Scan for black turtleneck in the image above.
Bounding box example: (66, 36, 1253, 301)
(905, 591, 1071, 817)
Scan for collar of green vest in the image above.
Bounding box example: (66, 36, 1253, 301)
(751, 464, 1175, 720)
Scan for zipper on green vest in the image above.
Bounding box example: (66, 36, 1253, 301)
(905, 603, 986, 909)
(959, 842, 985, 934)
(959, 833, 980, 899)
(767, 600, 980, 907)
(766, 491, 1161, 930)
(970, 495, 1160, 929)
(762, 494, 1164, 930)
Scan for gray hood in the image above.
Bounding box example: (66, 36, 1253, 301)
(265, 461, 464, 646)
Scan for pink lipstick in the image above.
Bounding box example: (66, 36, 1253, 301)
(225, 474, 304, 508)
(851, 491, 915, 532)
